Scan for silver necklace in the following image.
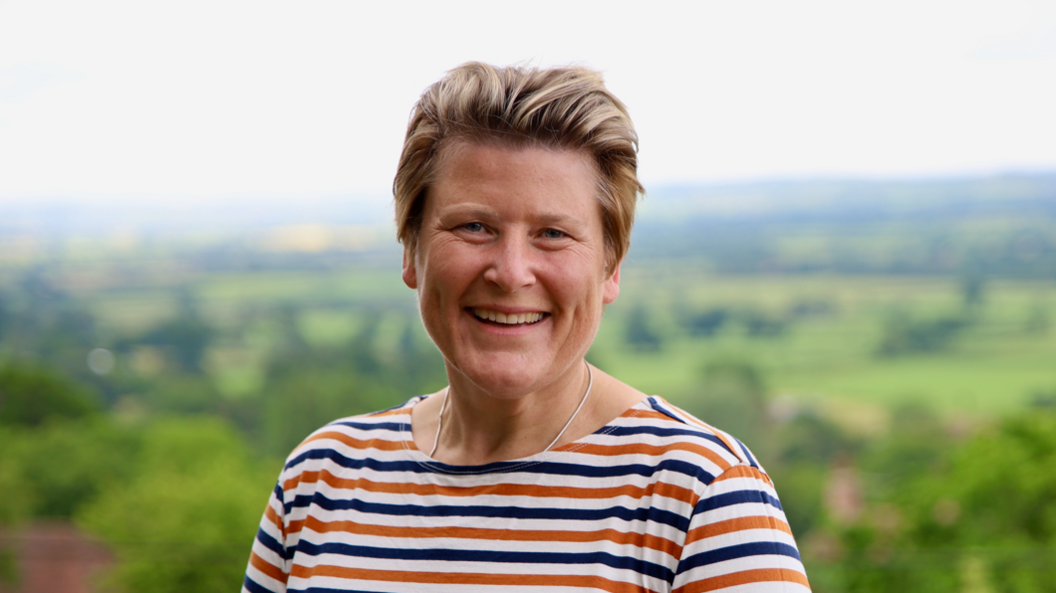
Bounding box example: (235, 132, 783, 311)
(429, 361, 594, 459)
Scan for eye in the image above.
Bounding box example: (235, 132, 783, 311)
(542, 228, 565, 239)
(463, 222, 485, 233)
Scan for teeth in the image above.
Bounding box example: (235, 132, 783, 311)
(473, 308, 544, 325)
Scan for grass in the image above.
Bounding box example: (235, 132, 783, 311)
(596, 266, 1056, 423)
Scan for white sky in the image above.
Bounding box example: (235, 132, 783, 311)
(1, 0, 1055, 204)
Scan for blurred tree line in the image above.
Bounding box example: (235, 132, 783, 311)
(0, 271, 446, 592)
(632, 173, 1056, 279)
(684, 360, 1056, 593)
(0, 364, 272, 592)
(5, 346, 1052, 592)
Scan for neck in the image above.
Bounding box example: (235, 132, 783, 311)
(433, 361, 592, 465)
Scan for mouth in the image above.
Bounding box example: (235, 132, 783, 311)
(470, 307, 548, 326)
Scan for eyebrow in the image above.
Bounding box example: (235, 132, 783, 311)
(436, 207, 587, 229)
(436, 205, 498, 220)
(533, 213, 586, 229)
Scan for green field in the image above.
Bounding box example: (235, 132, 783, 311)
(31, 255, 1051, 428)
(603, 269, 1056, 422)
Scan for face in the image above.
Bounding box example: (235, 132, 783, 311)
(403, 142, 620, 398)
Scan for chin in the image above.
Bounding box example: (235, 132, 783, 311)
(449, 356, 554, 398)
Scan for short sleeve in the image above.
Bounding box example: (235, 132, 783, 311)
(243, 480, 291, 593)
(672, 464, 811, 592)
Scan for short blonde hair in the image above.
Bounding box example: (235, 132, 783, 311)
(393, 62, 643, 266)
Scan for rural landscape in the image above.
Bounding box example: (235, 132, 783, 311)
(2, 172, 1055, 592)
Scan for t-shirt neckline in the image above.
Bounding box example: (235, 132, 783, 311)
(399, 394, 653, 475)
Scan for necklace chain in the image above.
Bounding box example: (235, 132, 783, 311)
(429, 361, 594, 460)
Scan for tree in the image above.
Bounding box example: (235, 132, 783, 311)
(830, 409, 1056, 593)
(624, 305, 662, 351)
(875, 311, 967, 357)
(688, 308, 730, 338)
(7, 418, 141, 518)
(0, 363, 98, 427)
(681, 359, 777, 476)
(137, 291, 215, 373)
(960, 272, 986, 308)
(77, 418, 277, 593)
(0, 428, 32, 527)
(741, 309, 787, 338)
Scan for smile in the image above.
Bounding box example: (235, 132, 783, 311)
(471, 308, 546, 326)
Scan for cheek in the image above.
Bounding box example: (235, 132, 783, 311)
(546, 267, 609, 314)
(420, 251, 480, 306)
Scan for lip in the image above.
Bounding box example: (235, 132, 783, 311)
(464, 307, 549, 334)
(467, 304, 549, 315)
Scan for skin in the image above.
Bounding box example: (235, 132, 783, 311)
(405, 141, 646, 465)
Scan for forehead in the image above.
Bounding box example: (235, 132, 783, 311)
(428, 141, 600, 211)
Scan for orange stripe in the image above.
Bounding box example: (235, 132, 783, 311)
(712, 464, 774, 487)
(292, 565, 654, 593)
(287, 468, 696, 505)
(249, 550, 288, 584)
(674, 568, 810, 592)
(291, 429, 407, 457)
(264, 504, 285, 537)
(684, 421, 742, 465)
(571, 442, 732, 472)
(683, 515, 793, 546)
(299, 514, 683, 558)
(652, 399, 747, 466)
(288, 517, 305, 534)
(633, 409, 684, 422)
(301, 431, 407, 452)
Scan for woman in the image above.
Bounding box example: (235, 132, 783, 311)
(244, 63, 810, 593)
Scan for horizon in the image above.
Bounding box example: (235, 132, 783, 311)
(2, 171, 1053, 240)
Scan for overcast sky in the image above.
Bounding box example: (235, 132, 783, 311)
(1, 0, 1054, 204)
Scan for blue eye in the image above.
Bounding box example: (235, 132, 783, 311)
(464, 222, 484, 232)
(542, 228, 565, 239)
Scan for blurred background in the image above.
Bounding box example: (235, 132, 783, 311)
(2, 1, 1055, 591)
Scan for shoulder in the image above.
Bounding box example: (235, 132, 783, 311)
(276, 398, 419, 488)
(606, 396, 770, 486)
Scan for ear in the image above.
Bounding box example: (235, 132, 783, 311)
(602, 260, 621, 304)
(402, 247, 418, 289)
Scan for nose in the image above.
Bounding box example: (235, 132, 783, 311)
(483, 234, 536, 292)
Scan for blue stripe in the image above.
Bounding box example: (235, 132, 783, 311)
(283, 422, 406, 471)
(329, 420, 409, 432)
(288, 492, 691, 531)
(284, 415, 734, 477)
(243, 576, 275, 593)
(647, 399, 743, 459)
(735, 437, 759, 468)
(604, 424, 732, 455)
(295, 540, 674, 582)
(426, 458, 716, 484)
(647, 397, 686, 423)
(677, 541, 801, 573)
(254, 528, 286, 559)
(282, 449, 715, 495)
(694, 489, 784, 514)
(281, 458, 712, 516)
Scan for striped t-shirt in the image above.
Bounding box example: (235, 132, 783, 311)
(244, 396, 810, 593)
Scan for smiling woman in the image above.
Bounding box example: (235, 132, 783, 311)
(405, 143, 618, 421)
(243, 62, 811, 593)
